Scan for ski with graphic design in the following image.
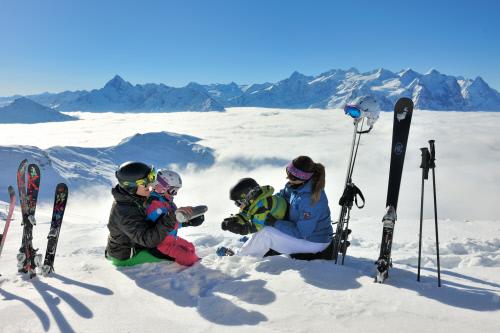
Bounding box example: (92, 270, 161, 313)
(375, 97, 413, 283)
(0, 186, 17, 259)
(41, 183, 68, 276)
(17, 162, 42, 278)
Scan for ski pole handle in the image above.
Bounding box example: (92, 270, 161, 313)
(420, 148, 430, 180)
(428, 140, 436, 168)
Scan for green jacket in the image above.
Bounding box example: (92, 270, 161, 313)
(238, 185, 288, 231)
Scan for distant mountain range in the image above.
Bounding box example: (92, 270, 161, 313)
(1, 68, 499, 111)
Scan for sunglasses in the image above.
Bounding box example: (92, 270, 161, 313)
(344, 105, 362, 119)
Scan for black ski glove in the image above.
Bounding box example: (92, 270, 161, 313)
(158, 211, 177, 230)
(183, 215, 205, 227)
(221, 215, 255, 235)
(264, 214, 277, 226)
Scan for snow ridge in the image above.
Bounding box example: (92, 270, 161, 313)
(0, 132, 215, 199)
(0, 97, 78, 124)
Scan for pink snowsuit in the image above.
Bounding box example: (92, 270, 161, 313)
(146, 193, 199, 266)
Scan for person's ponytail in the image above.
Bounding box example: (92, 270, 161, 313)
(311, 163, 325, 204)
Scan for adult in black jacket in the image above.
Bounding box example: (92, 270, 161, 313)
(105, 161, 177, 265)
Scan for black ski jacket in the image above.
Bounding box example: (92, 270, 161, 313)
(106, 185, 176, 260)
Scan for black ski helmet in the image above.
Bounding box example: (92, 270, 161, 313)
(115, 161, 155, 194)
(229, 178, 259, 202)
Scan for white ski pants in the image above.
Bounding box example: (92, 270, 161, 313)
(238, 226, 330, 258)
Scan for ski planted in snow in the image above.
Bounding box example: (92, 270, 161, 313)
(17, 161, 42, 278)
(375, 97, 413, 283)
(0, 186, 17, 258)
(41, 183, 68, 276)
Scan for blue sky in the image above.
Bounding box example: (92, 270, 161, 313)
(1, 0, 499, 95)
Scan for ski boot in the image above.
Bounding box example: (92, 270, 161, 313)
(216, 246, 235, 257)
(16, 252, 26, 271)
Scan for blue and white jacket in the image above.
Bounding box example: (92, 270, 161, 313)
(273, 181, 333, 243)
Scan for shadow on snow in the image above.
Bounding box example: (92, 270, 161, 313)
(1, 274, 113, 333)
(118, 260, 276, 326)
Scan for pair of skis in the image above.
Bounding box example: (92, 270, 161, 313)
(15, 159, 68, 278)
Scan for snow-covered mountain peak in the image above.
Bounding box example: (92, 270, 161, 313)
(116, 131, 200, 147)
(9, 96, 40, 108)
(186, 82, 206, 91)
(103, 75, 133, 91)
(288, 71, 309, 81)
(0, 97, 78, 123)
(398, 68, 418, 77)
(472, 76, 488, 87)
(425, 69, 442, 76)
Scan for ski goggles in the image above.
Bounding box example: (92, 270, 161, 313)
(154, 183, 180, 196)
(286, 162, 313, 181)
(134, 168, 156, 187)
(234, 199, 245, 207)
(167, 186, 180, 196)
(344, 104, 362, 119)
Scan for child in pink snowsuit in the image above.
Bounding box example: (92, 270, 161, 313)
(145, 170, 203, 266)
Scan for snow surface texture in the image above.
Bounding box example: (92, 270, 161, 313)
(1, 68, 500, 111)
(0, 108, 499, 332)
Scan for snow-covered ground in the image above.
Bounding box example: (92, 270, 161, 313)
(0, 108, 499, 332)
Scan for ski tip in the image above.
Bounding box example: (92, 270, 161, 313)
(394, 97, 414, 115)
(56, 183, 69, 192)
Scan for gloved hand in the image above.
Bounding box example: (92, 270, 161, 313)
(158, 210, 177, 230)
(183, 215, 205, 227)
(221, 215, 256, 235)
(264, 214, 277, 226)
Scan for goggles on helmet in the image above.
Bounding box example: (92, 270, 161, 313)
(154, 183, 180, 196)
(234, 199, 245, 207)
(133, 167, 156, 187)
(167, 186, 180, 196)
(344, 104, 362, 119)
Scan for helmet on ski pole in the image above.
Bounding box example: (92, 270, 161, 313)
(154, 169, 182, 196)
(115, 161, 156, 194)
(344, 95, 381, 127)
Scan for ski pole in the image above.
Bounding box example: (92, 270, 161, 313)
(417, 147, 430, 281)
(429, 140, 442, 287)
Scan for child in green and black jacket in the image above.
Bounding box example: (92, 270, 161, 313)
(221, 178, 288, 235)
